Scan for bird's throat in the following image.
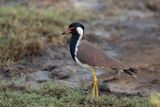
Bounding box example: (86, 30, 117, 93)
(70, 32, 82, 61)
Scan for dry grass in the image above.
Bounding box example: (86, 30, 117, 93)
(0, 6, 66, 64)
(0, 6, 91, 65)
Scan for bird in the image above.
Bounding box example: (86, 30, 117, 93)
(62, 22, 137, 98)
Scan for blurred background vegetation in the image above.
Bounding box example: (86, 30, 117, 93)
(0, 5, 91, 65)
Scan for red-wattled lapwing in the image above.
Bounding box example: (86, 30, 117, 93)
(62, 22, 137, 98)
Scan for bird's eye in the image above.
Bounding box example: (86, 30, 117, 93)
(69, 27, 75, 32)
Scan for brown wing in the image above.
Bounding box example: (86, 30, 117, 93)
(77, 40, 125, 69)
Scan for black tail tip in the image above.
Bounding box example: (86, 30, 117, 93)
(122, 67, 138, 77)
(128, 68, 138, 73)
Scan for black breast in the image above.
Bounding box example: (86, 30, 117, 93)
(70, 32, 80, 61)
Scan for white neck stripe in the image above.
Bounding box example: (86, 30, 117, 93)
(74, 27, 83, 56)
(74, 27, 84, 66)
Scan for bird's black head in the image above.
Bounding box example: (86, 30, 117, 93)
(69, 22, 85, 31)
(62, 22, 85, 35)
(62, 22, 85, 62)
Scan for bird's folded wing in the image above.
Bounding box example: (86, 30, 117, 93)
(77, 40, 125, 69)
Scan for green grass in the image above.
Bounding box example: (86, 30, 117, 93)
(0, 80, 153, 107)
(0, 6, 91, 65)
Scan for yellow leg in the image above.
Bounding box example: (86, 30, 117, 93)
(95, 78, 99, 97)
(92, 79, 95, 98)
(91, 67, 99, 98)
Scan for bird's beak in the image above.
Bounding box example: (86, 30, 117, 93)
(61, 29, 71, 36)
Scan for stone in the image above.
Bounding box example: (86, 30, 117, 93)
(99, 82, 111, 92)
(51, 66, 72, 79)
(26, 71, 51, 83)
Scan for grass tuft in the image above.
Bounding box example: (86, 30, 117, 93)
(0, 6, 91, 65)
(0, 80, 153, 107)
(0, 6, 66, 64)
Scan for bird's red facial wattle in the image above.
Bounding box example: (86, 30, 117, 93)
(62, 27, 75, 35)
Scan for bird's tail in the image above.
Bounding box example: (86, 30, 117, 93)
(122, 67, 138, 78)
